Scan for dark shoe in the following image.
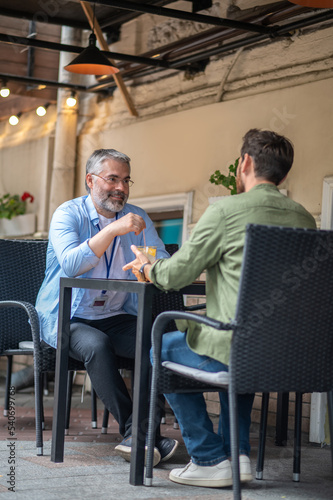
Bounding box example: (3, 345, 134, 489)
(156, 436, 179, 462)
(114, 436, 161, 467)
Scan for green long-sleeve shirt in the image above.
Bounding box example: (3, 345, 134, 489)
(149, 184, 316, 365)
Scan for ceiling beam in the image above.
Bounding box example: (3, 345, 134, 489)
(0, 2, 177, 30)
(80, 1, 138, 116)
(92, 0, 274, 35)
(168, 9, 333, 68)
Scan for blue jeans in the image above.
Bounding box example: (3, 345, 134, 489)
(155, 330, 254, 466)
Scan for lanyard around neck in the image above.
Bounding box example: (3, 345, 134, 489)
(96, 212, 118, 280)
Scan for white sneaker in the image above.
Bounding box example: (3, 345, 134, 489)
(169, 460, 232, 488)
(239, 455, 253, 483)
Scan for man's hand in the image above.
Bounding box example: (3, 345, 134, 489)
(123, 245, 152, 282)
(111, 212, 146, 236)
(88, 213, 146, 259)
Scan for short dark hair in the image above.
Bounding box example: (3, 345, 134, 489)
(240, 129, 294, 185)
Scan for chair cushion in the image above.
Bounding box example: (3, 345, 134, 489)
(161, 361, 229, 388)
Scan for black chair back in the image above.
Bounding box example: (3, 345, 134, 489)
(0, 239, 48, 352)
(230, 224, 333, 395)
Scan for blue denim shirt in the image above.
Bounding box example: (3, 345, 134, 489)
(35, 195, 169, 347)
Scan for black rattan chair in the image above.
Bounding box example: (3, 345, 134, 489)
(0, 239, 50, 453)
(0, 239, 103, 454)
(145, 224, 333, 500)
(0, 239, 48, 416)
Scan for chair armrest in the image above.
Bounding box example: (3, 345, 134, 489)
(0, 300, 41, 353)
(151, 310, 234, 368)
(152, 310, 233, 337)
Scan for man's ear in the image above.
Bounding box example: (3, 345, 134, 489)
(86, 173, 94, 190)
(241, 153, 253, 174)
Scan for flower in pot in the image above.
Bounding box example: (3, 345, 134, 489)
(0, 192, 34, 220)
(209, 158, 239, 195)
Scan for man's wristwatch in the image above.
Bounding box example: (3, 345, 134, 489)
(139, 262, 150, 281)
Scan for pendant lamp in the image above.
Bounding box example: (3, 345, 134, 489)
(288, 1, 333, 7)
(64, 32, 119, 75)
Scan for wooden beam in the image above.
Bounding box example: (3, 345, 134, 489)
(80, 1, 138, 117)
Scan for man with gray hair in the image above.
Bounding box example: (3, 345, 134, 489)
(36, 148, 178, 465)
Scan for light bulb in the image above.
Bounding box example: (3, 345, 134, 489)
(0, 87, 10, 98)
(66, 93, 77, 107)
(36, 105, 47, 117)
(9, 115, 19, 126)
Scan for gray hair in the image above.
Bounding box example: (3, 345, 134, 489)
(85, 149, 131, 192)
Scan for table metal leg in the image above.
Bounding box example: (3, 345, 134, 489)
(51, 285, 72, 462)
(130, 286, 155, 485)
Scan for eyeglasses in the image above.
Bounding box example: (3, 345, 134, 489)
(91, 173, 134, 187)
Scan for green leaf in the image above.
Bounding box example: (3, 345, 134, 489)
(209, 157, 239, 194)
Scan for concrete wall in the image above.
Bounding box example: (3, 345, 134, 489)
(77, 77, 332, 224)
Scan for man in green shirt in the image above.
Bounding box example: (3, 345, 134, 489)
(124, 129, 316, 488)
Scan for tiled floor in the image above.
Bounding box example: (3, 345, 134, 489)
(0, 380, 332, 500)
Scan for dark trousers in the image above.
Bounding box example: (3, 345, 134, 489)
(70, 314, 136, 437)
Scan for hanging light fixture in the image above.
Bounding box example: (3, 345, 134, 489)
(64, 3, 119, 76)
(288, 1, 333, 7)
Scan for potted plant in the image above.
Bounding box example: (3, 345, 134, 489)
(0, 191, 35, 236)
(208, 158, 239, 203)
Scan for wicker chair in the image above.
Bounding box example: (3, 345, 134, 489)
(145, 224, 333, 500)
(0, 239, 135, 453)
(0, 239, 86, 454)
(0, 239, 48, 415)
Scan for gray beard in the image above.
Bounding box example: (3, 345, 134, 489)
(99, 192, 128, 214)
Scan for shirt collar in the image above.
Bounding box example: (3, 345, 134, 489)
(250, 183, 279, 192)
(85, 195, 99, 226)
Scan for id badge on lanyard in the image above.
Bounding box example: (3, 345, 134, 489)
(91, 214, 118, 310)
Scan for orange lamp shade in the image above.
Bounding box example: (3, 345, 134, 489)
(64, 33, 119, 76)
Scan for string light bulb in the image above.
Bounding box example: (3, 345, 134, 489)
(66, 92, 77, 107)
(9, 113, 21, 126)
(36, 104, 49, 116)
(0, 83, 10, 98)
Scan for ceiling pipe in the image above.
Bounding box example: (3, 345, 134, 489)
(0, 72, 109, 95)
